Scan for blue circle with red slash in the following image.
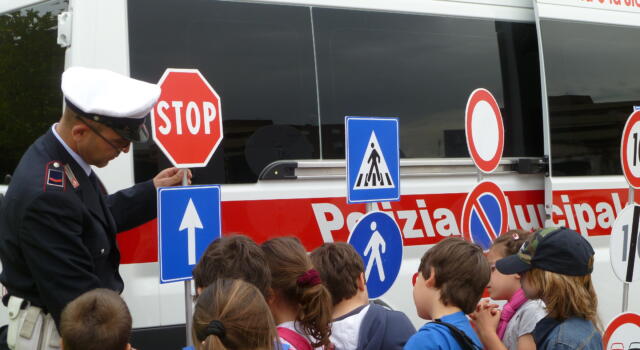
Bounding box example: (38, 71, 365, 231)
(461, 181, 508, 250)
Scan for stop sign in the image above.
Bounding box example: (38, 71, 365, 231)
(151, 68, 223, 167)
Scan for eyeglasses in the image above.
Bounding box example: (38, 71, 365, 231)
(77, 116, 130, 152)
(412, 272, 419, 286)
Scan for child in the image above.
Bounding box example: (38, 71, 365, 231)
(310, 242, 415, 350)
(405, 237, 490, 350)
(496, 227, 602, 349)
(192, 234, 271, 297)
(471, 230, 546, 350)
(59, 288, 132, 350)
(262, 237, 333, 350)
(193, 279, 278, 350)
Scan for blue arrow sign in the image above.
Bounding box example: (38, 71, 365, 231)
(348, 211, 403, 298)
(158, 185, 221, 283)
(346, 117, 400, 203)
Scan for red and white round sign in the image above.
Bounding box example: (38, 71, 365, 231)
(465, 88, 504, 174)
(603, 312, 640, 350)
(151, 68, 223, 168)
(620, 111, 640, 189)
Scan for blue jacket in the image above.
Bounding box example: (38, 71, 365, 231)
(533, 317, 602, 350)
(357, 303, 416, 350)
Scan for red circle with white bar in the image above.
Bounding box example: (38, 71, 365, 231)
(461, 181, 508, 250)
(465, 88, 504, 173)
(620, 111, 640, 189)
(151, 68, 223, 168)
(603, 312, 640, 350)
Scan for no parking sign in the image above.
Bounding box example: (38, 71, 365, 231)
(461, 181, 509, 250)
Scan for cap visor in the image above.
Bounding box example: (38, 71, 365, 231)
(496, 254, 531, 275)
(115, 123, 148, 143)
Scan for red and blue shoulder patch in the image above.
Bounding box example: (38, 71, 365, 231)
(44, 161, 66, 192)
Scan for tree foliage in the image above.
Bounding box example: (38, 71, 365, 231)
(0, 7, 65, 179)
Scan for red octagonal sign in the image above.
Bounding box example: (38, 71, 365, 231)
(151, 69, 223, 167)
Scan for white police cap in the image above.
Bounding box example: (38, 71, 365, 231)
(61, 66, 161, 142)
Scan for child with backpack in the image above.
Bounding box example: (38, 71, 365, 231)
(310, 242, 415, 350)
(471, 230, 546, 350)
(405, 237, 490, 350)
(495, 227, 602, 349)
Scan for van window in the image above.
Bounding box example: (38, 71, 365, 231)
(129, 0, 318, 184)
(130, 1, 543, 184)
(541, 20, 640, 176)
(0, 0, 66, 181)
(313, 9, 543, 159)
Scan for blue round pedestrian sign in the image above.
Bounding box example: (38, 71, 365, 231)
(348, 211, 403, 298)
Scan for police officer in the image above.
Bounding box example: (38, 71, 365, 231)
(0, 67, 190, 349)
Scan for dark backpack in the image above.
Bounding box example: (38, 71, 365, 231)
(431, 319, 482, 350)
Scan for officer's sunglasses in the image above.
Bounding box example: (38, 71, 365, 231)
(77, 116, 131, 152)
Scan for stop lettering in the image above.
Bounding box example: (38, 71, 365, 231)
(151, 69, 223, 167)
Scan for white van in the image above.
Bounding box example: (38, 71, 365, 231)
(1, 0, 639, 348)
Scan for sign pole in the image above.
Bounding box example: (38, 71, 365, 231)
(182, 170, 194, 348)
(622, 186, 633, 312)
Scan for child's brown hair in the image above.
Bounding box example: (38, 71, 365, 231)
(60, 289, 131, 350)
(525, 266, 601, 329)
(310, 242, 364, 306)
(262, 237, 332, 348)
(193, 279, 278, 350)
(492, 229, 532, 257)
(192, 234, 271, 296)
(418, 237, 490, 314)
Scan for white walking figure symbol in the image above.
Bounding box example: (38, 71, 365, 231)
(364, 221, 387, 282)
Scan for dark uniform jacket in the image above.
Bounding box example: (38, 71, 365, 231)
(0, 128, 156, 327)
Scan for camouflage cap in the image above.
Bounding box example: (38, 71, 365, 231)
(495, 227, 595, 276)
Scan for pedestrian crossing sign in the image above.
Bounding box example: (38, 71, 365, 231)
(346, 117, 400, 203)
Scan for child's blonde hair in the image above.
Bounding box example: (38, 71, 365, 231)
(193, 279, 278, 350)
(526, 265, 601, 330)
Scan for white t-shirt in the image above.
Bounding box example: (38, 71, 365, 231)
(503, 300, 547, 350)
(329, 304, 370, 350)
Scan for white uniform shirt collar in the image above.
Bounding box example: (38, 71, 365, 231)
(51, 123, 92, 176)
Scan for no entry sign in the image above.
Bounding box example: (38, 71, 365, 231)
(621, 111, 640, 189)
(151, 69, 223, 168)
(461, 181, 509, 250)
(465, 88, 504, 174)
(603, 313, 640, 350)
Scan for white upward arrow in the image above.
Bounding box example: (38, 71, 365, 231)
(179, 198, 203, 265)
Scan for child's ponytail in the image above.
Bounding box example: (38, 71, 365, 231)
(263, 237, 333, 349)
(296, 269, 333, 348)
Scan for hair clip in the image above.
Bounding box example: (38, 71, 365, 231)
(512, 233, 520, 240)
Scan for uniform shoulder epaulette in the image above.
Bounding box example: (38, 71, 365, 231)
(43, 161, 79, 192)
(44, 161, 66, 192)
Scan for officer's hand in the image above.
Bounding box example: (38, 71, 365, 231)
(153, 167, 192, 188)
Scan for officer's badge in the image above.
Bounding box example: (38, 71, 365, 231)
(45, 161, 66, 191)
(63, 164, 79, 189)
